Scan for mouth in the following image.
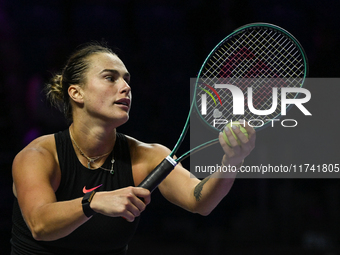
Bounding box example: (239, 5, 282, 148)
(115, 98, 130, 108)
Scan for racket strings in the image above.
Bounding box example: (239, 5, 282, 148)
(238, 31, 303, 78)
(196, 26, 306, 131)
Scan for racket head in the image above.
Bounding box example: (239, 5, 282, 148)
(193, 23, 309, 132)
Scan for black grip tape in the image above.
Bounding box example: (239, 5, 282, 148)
(138, 158, 175, 192)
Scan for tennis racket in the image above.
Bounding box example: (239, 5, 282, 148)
(138, 23, 309, 192)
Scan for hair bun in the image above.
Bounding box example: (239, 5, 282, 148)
(45, 74, 64, 111)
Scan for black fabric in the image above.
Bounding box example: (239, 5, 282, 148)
(11, 129, 139, 255)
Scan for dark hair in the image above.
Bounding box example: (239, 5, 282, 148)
(46, 42, 116, 121)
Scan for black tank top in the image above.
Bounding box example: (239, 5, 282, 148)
(11, 129, 140, 255)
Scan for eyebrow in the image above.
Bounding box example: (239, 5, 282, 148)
(100, 69, 131, 82)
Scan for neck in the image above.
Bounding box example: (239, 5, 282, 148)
(69, 122, 116, 158)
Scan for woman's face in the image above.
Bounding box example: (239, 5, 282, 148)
(81, 53, 132, 126)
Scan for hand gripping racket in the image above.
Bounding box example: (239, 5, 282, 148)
(138, 23, 309, 192)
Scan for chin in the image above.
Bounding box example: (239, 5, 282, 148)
(115, 115, 129, 126)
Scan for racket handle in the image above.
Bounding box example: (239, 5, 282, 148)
(138, 156, 177, 192)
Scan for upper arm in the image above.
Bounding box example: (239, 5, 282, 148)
(12, 137, 60, 223)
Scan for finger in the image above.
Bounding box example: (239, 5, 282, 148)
(236, 121, 256, 149)
(223, 125, 240, 147)
(127, 201, 143, 217)
(231, 124, 249, 144)
(219, 132, 238, 157)
(121, 202, 141, 222)
(219, 132, 232, 152)
(243, 121, 256, 138)
(132, 188, 151, 207)
(243, 122, 256, 148)
(124, 196, 145, 216)
(123, 210, 137, 222)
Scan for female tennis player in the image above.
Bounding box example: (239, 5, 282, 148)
(11, 42, 255, 255)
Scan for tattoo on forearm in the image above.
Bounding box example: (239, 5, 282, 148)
(194, 176, 211, 201)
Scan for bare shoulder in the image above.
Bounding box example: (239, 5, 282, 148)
(13, 134, 60, 195)
(14, 134, 57, 164)
(124, 135, 171, 185)
(125, 135, 171, 165)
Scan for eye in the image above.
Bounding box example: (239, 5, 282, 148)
(124, 78, 130, 84)
(123, 74, 131, 84)
(105, 76, 114, 82)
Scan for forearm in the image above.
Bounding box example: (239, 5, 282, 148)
(192, 170, 237, 215)
(25, 197, 89, 241)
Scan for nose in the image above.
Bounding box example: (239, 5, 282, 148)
(119, 78, 131, 96)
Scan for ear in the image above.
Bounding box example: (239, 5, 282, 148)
(68, 85, 84, 103)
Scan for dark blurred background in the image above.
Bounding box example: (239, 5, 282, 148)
(1, 0, 340, 254)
